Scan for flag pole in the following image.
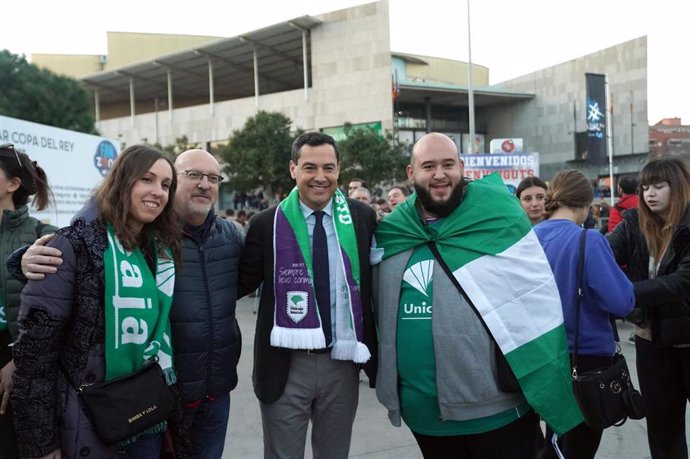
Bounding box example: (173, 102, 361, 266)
(605, 75, 614, 207)
(466, 0, 476, 154)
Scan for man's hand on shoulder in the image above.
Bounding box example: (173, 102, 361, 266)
(22, 234, 62, 280)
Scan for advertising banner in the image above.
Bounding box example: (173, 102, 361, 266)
(585, 73, 608, 165)
(0, 116, 120, 227)
(489, 138, 523, 154)
(461, 153, 540, 194)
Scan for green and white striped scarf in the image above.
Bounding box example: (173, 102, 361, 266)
(375, 173, 583, 435)
(103, 224, 176, 382)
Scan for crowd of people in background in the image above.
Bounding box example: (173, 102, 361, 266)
(231, 190, 269, 212)
(0, 135, 689, 459)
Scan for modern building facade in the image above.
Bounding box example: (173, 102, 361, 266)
(33, 0, 649, 184)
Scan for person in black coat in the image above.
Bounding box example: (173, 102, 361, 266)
(239, 132, 377, 459)
(608, 157, 690, 459)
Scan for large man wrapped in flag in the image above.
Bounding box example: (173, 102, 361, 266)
(374, 133, 583, 457)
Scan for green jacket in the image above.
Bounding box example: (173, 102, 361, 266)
(0, 205, 57, 340)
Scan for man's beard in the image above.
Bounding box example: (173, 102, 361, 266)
(176, 198, 213, 222)
(414, 179, 465, 217)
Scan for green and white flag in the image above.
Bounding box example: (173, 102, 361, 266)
(376, 173, 583, 435)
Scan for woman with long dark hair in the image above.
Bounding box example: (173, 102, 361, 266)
(12, 145, 181, 459)
(535, 169, 634, 459)
(608, 157, 690, 458)
(0, 144, 56, 459)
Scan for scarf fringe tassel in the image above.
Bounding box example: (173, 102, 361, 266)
(332, 341, 371, 363)
(271, 326, 326, 350)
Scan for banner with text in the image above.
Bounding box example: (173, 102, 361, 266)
(461, 153, 540, 194)
(585, 73, 608, 165)
(0, 116, 120, 227)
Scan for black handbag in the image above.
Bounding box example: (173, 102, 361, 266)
(571, 229, 645, 429)
(71, 359, 176, 444)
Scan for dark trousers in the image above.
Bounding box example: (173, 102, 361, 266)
(636, 336, 690, 459)
(411, 410, 542, 459)
(539, 423, 603, 459)
(537, 354, 611, 459)
(0, 409, 19, 459)
(0, 331, 18, 459)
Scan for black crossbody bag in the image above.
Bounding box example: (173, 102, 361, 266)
(64, 359, 175, 444)
(571, 229, 645, 429)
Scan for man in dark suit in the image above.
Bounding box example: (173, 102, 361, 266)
(239, 132, 377, 459)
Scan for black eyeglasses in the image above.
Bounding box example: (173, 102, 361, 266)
(0, 144, 23, 170)
(178, 169, 224, 185)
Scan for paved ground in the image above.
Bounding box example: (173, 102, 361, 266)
(223, 297, 687, 458)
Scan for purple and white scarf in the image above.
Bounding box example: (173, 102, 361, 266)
(271, 188, 370, 363)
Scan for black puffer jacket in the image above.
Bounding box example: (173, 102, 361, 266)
(608, 207, 690, 346)
(171, 213, 244, 402)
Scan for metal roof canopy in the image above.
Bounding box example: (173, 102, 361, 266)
(397, 83, 534, 109)
(81, 16, 321, 107)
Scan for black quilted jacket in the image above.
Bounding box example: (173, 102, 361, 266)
(608, 207, 690, 346)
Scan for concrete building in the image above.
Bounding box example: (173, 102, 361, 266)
(33, 0, 649, 186)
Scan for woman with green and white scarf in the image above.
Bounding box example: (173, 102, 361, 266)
(12, 145, 182, 459)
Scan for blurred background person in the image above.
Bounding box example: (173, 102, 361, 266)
(535, 169, 634, 459)
(516, 176, 547, 225)
(583, 205, 598, 229)
(348, 177, 367, 197)
(608, 157, 690, 459)
(0, 144, 56, 459)
(608, 176, 639, 234)
(376, 197, 390, 214)
(350, 186, 371, 204)
(387, 185, 408, 211)
(235, 209, 248, 233)
(12, 145, 181, 459)
(594, 200, 611, 235)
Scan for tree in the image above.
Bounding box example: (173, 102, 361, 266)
(219, 111, 297, 196)
(0, 50, 97, 134)
(338, 123, 409, 190)
(153, 135, 199, 160)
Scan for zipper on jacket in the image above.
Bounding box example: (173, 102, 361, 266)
(198, 242, 215, 396)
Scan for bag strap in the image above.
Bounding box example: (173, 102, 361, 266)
(426, 242, 498, 349)
(573, 229, 621, 372)
(573, 229, 587, 370)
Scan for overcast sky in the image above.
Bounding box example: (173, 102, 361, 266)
(4, 0, 689, 124)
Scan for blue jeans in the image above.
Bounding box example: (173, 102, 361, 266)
(124, 432, 162, 458)
(186, 393, 231, 459)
